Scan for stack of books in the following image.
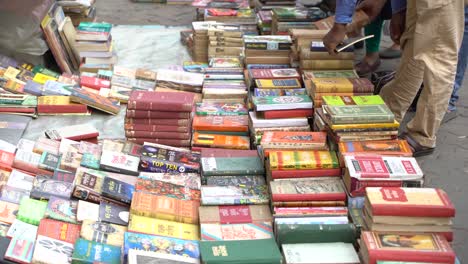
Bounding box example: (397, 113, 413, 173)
(110, 67, 156, 103)
(57, 0, 97, 26)
(289, 29, 328, 67)
(203, 57, 247, 103)
(271, 7, 327, 35)
(243, 35, 292, 66)
(0, 94, 37, 117)
(75, 22, 116, 73)
(363, 187, 455, 242)
(204, 8, 257, 27)
(300, 41, 354, 71)
(257, 10, 273, 35)
(207, 24, 247, 59)
(191, 21, 219, 62)
(126, 91, 196, 147)
(192, 104, 250, 150)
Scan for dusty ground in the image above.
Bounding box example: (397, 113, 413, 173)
(96, 0, 468, 260)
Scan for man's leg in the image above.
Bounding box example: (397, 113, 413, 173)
(405, 0, 465, 149)
(380, 0, 424, 123)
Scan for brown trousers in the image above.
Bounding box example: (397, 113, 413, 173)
(380, 0, 465, 147)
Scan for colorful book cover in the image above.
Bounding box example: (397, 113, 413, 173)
(269, 151, 340, 170)
(80, 220, 127, 247)
(135, 178, 200, 201)
(74, 168, 106, 194)
(254, 88, 307, 97)
(70, 88, 120, 115)
(130, 191, 199, 224)
(201, 155, 264, 176)
(183, 61, 209, 73)
(101, 177, 135, 204)
(45, 196, 78, 224)
(192, 133, 250, 150)
(17, 197, 47, 226)
(37, 218, 81, 244)
(100, 151, 140, 176)
(345, 155, 423, 179)
(124, 232, 200, 258)
(140, 144, 200, 164)
(139, 173, 201, 190)
(196, 103, 248, 116)
(30, 176, 74, 200)
(205, 175, 266, 186)
(199, 205, 272, 224)
(4, 223, 37, 263)
(250, 68, 300, 80)
(255, 79, 302, 89)
(261, 131, 327, 149)
(366, 187, 455, 217)
(270, 178, 346, 202)
(38, 152, 61, 171)
(33, 72, 58, 84)
(138, 156, 200, 174)
(303, 70, 359, 79)
(99, 201, 129, 226)
(253, 95, 313, 111)
(72, 238, 121, 264)
(323, 104, 394, 124)
(193, 115, 249, 132)
(201, 185, 269, 206)
(32, 235, 74, 264)
(201, 222, 273, 241)
(128, 215, 200, 240)
(310, 78, 374, 93)
(322, 95, 385, 106)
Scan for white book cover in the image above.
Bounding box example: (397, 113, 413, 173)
(7, 219, 37, 238)
(249, 111, 309, 128)
(274, 216, 349, 225)
(156, 69, 204, 86)
(100, 151, 140, 175)
(344, 155, 424, 180)
(32, 235, 74, 264)
(77, 200, 100, 222)
(128, 249, 200, 264)
(282, 243, 359, 264)
(7, 169, 34, 192)
(16, 139, 36, 153)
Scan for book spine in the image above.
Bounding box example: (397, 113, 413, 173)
(331, 114, 395, 124)
(300, 59, 354, 70)
(272, 193, 347, 202)
(263, 109, 313, 119)
(127, 100, 192, 112)
(124, 124, 190, 133)
(125, 131, 191, 139)
(244, 42, 291, 50)
(271, 168, 342, 179)
(127, 138, 191, 147)
(126, 109, 190, 119)
(125, 118, 190, 126)
(272, 201, 346, 207)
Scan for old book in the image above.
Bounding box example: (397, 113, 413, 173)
(249, 111, 309, 128)
(72, 238, 121, 264)
(255, 79, 302, 89)
(125, 130, 191, 139)
(270, 178, 346, 202)
(269, 150, 339, 170)
(261, 131, 326, 149)
(308, 78, 374, 93)
(77, 200, 100, 222)
(192, 132, 250, 150)
(204, 175, 266, 186)
(100, 151, 139, 176)
(70, 88, 120, 115)
(129, 215, 200, 240)
(339, 140, 411, 158)
(200, 150, 264, 176)
(300, 59, 354, 70)
(37, 218, 81, 244)
(32, 235, 74, 264)
(249, 68, 300, 80)
(127, 249, 200, 264)
(135, 178, 200, 201)
(193, 115, 248, 132)
(127, 138, 192, 147)
(127, 91, 195, 112)
(323, 104, 395, 124)
(30, 176, 74, 200)
(124, 232, 200, 259)
(126, 109, 191, 119)
(195, 102, 247, 116)
(4, 222, 37, 263)
(322, 95, 385, 106)
(282, 243, 359, 264)
(130, 191, 199, 224)
(59, 151, 83, 172)
(201, 222, 273, 241)
(199, 239, 282, 264)
(201, 185, 269, 206)
(303, 70, 359, 79)
(253, 95, 312, 111)
(344, 156, 424, 197)
(139, 172, 201, 190)
(80, 220, 126, 247)
(199, 205, 272, 224)
(45, 196, 78, 223)
(38, 95, 88, 114)
(360, 232, 455, 264)
(125, 118, 191, 127)
(273, 207, 348, 218)
(99, 201, 129, 226)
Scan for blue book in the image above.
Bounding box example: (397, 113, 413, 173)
(23, 80, 43, 96)
(101, 177, 134, 204)
(72, 238, 121, 264)
(42, 80, 73, 96)
(124, 232, 200, 259)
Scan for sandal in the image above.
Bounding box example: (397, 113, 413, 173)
(400, 133, 435, 157)
(355, 59, 381, 76)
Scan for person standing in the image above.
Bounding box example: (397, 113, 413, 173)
(324, 0, 465, 157)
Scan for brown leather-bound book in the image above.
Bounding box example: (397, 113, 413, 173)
(127, 91, 195, 112)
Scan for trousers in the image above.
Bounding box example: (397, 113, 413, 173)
(380, 0, 465, 147)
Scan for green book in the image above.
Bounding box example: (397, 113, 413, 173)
(276, 223, 356, 246)
(201, 156, 265, 176)
(323, 104, 395, 124)
(253, 95, 313, 111)
(77, 22, 112, 33)
(32, 65, 60, 78)
(0, 94, 37, 107)
(17, 197, 47, 226)
(200, 239, 282, 264)
(322, 95, 385, 106)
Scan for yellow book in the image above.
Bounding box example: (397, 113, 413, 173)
(310, 77, 374, 93)
(38, 96, 73, 105)
(268, 150, 339, 170)
(33, 73, 58, 84)
(4, 67, 20, 79)
(128, 215, 200, 240)
(255, 79, 302, 89)
(330, 120, 400, 130)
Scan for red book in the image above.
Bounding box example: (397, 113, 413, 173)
(0, 150, 14, 171)
(124, 124, 190, 133)
(125, 118, 191, 126)
(366, 187, 455, 218)
(273, 206, 348, 216)
(80, 76, 111, 90)
(125, 131, 191, 139)
(0, 108, 36, 113)
(361, 231, 455, 264)
(249, 68, 300, 80)
(263, 109, 313, 119)
(126, 109, 191, 119)
(270, 168, 342, 179)
(127, 138, 191, 147)
(127, 91, 195, 112)
(37, 219, 81, 244)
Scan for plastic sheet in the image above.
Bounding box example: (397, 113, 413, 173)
(22, 25, 191, 140)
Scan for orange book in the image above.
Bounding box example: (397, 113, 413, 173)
(261, 131, 327, 149)
(193, 115, 248, 132)
(192, 132, 250, 149)
(339, 140, 412, 157)
(130, 192, 200, 224)
(0, 201, 19, 224)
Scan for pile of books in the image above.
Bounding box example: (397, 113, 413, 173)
(75, 22, 116, 73)
(203, 57, 247, 103)
(57, 0, 97, 26)
(191, 21, 218, 62)
(204, 8, 257, 26)
(109, 67, 157, 103)
(125, 91, 196, 147)
(300, 41, 354, 71)
(0, 94, 38, 117)
(271, 7, 327, 35)
(207, 24, 246, 59)
(192, 103, 250, 150)
(257, 10, 273, 35)
(244, 35, 292, 66)
(289, 28, 328, 67)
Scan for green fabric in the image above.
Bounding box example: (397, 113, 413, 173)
(364, 17, 384, 53)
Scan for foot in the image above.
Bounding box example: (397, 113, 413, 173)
(400, 132, 435, 157)
(379, 44, 402, 59)
(355, 59, 381, 76)
(441, 109, 458, 124)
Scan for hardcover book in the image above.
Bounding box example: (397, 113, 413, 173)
(269, 150, 339, 170)
(276, 223, 356, 245)
(45, 196, 78, 224)
(309, 77, 374, 93)
(201, 154, 264, 176)
(124, 232, 200, 259)
(249, 68, 300, 80)
(196, 102, 248, 116)
(193, 115, 249, 132)
(338, 140, 412, 157)
(101, 176, 135, 204)
(127, 91, 195, 112)
(282, 243, 359, 264)
(199, 239, 282, 264)
(253, 95, 313, 111)
(70, 88, 120, 115)
(201, 185, 269, 205)
(261, 131, 327, 149)
(100, 151, 140, 176)
(99, 201, 130, 226)
(80, 220, 127, 247)
(199, 205, 272, 224)
(130, 191, 199, 224)
(205, 175, 266, 186)
(72, 238, 121, 264)
(322, 95, 385, 106)
(30, 176, 74, 200)
(201, 222, 273, 241)
(135, 178, 200, 201)
(128, 215, 200, 240)
(270, 178, 346, 202)
(192, 132, 250, 150)
(323, 104, 395, 124)
(31, 235, 74, 264)
(77, 200, 100, 222)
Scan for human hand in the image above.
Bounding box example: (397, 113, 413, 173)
(323, 23, 347, 55)
(356, 0, 387, 21)
(390, 10, 406, 44)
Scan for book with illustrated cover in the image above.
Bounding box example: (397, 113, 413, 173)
(80, 220, 127, 247)
(4, 222, 37, 263)
(322, 95, 385, 106)
(201, 222, 273, 241)
(72, 238, 121, 264)
(205, 175, 266, 187)
(254, 88, 307, 97)
(201, 185, 269, 206)
(0, 186, 29, 205)
(100, 151, 140, 176)
(192, 133, 250, 150)
(193, 115, 249, 132)
(6, 169, 34, 192)
(128, 215, 200, 240)
(16, 197, 47, 226)
(255, 79, 302, 89)
(45, 196, 78, 223)
(38, 152, 61, 171)
(139, 172, 201, 190)
(70, 88, 120, 115)
(269, 150, 339, 170)
(31, 235, 74, 264)
(99, 201, 129, 226)
(249, 68, 300, 80)
(135, 178, 200, 201)
(261, 131, 327, 149)
(30, 176, 74, 200)
(139, 155, 200, 174)
(338, 140, 412, 157)
(309, 78, 374, 93)
(270, 178, 346, 202)
(253, 95, 313, 111)
(101, 177, 135, 204)
(196, 102, 248, 116)
(199, 205, 272, 224)
(303, 70, 358, 80)
(323, 104, 394, 124)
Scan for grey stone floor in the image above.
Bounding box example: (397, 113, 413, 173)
(96, 0, 468, 260)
